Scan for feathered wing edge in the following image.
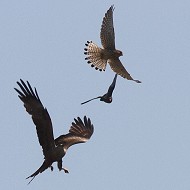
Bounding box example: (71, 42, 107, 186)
(100, 5, 115, 50)
(108, 58, 141, 83)
(14, 79, 42, 109)
(55, 116, 94, 149)
(14, 79, 55, 157)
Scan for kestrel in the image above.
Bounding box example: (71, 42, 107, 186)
(14, 79, 94, 184)
(81, 74, 117, 104)
(84, 5, 141, 83)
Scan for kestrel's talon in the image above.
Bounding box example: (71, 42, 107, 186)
(134, 80, 142, 83)
(62, 168, 69, 173)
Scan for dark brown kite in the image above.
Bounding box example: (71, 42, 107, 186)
(15, 79, 94, 184)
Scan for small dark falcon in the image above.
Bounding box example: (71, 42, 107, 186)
(81, 74, 117, 105)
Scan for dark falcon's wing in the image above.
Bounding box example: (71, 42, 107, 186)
(14, 79, 55, 157)
(55, 116, 94, 150)
(106, 74, 117, 97)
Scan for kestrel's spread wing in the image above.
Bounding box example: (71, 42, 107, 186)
(55, 116, 94, 150)
(14, 79, 55, 157)
(100, 5, 115, 50)
(108, 58, 141, 83)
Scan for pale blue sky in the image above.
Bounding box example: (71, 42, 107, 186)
(1, 0, 190, 189)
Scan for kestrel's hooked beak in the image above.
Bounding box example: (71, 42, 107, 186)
(115, 50, 123, 56)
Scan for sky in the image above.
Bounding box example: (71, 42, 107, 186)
(1, 0, 190, 189)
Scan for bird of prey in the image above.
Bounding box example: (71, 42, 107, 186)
(84, 5, 141, 83)
(81, 74, 117, 105)
(14, 79, 94, 184)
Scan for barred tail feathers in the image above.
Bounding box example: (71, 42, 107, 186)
(84, 41, 107, 71)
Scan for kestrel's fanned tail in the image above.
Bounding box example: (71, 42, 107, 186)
(84, 41, 107, 71)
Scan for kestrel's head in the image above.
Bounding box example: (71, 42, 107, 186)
(115, 50, 123, 57)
